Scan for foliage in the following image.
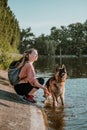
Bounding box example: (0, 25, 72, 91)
(0, 0, 20, 51)
(19, 20, 87, 57)
(0, 51, 11, 69)
(34, 34, 56, 55)
(0, 0, 21, 69)
(0, 0, 87, 71)
(18, 27, 35, 53)
(50, 21, 87, 56)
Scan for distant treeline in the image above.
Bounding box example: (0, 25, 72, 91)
(0, 0, 87, 69)
(19, 22, 87, 57)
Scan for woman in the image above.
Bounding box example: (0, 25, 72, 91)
(14, 48, 49, 103)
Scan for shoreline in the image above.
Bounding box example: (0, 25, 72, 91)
(0, 69, 48, 130)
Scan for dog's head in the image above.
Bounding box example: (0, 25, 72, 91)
(55, 64, 67, 82)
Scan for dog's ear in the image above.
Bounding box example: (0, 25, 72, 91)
(55, 64, 59, 72)
(62, 64, 66, 69)
(62, 64, 67, 73)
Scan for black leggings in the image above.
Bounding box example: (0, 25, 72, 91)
(14, 78, 44, 96)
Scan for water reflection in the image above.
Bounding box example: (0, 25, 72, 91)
(35, 56, 87, 78)
(44, 107, 65, 130)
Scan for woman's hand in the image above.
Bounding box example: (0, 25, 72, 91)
(44, 86, 50, 95)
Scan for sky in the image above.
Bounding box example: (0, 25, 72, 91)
(8, 0, 87, 36)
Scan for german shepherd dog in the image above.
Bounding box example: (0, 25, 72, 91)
(44, 64, 67, 107)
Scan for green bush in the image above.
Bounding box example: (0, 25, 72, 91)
(0, 51, 22, 70)
(0, 52, 11, 69)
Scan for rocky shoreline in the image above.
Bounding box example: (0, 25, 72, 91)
(0, 70, 48, 130)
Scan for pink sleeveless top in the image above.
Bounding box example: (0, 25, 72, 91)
(19, 62, 37, 86)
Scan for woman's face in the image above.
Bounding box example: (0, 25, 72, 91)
(29, 50, 38, 62)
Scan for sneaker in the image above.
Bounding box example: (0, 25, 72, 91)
(24, 95, 37, 103)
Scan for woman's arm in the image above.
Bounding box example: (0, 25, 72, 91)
(33, 80, 49, 94)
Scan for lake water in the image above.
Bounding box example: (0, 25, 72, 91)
(35, 56, 87, 130)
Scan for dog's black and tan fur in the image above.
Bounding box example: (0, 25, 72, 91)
(44, 64, 67, 107)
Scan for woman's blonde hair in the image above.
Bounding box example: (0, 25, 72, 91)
(20, 48, 37, 64)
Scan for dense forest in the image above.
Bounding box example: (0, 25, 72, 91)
(0, 0, 20, 69)
(0, 0, 20, 50)
(0, 0, 87, 69)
